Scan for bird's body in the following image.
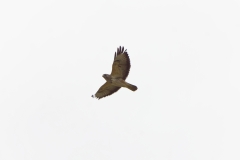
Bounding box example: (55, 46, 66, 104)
(103, 74, 137, 90)
(92, 46, 137, 99)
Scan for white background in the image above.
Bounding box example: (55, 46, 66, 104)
(1, 0, 240, 159)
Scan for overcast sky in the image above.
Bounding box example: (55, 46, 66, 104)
(1, 0, 240, 160)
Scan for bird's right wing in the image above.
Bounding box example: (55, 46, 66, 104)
(92, 82, 121, 99)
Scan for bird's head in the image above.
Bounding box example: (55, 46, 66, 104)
(102, 74, 107, 78)
(102, 74, 111, 81)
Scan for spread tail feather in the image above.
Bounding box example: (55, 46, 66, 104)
(126, 83, 138, 91)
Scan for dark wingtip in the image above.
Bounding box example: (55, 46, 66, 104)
(116, 46, 127, 55)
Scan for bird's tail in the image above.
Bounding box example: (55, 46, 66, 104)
(125, 82, 138, 91)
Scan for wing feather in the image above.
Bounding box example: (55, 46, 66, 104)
(93, 82, 121, 99)
(111, 46, 130, 80)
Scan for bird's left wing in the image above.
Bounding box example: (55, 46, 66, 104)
(92, 82, 121, 99)
(111, 46, 130, 80)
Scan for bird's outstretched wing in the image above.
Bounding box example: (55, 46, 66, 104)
(111, 46, 130, 80)
(92, 82, 121, 99)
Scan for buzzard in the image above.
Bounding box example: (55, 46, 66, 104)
(92, 46, 137, 99)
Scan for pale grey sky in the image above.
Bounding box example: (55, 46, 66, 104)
(0, 0, 240, 160)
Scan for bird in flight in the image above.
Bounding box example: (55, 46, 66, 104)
(92, 46, 137, 99)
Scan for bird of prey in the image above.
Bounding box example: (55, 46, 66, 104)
(92, 46, 137, 99)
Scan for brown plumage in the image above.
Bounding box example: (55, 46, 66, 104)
(92, 46, 137, 99)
